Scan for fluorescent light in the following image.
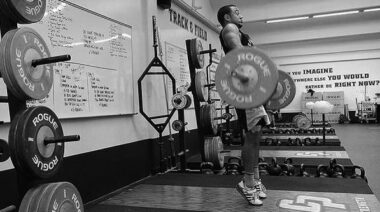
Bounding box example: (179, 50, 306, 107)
(266, 16, 309, 23)
(363, 7, 380, 12)
(313, 10, 359, 18)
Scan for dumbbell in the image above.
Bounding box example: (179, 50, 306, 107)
(200, 162, 215, 175)
(264, 137, 281, 146)
(226, 156, 242, 175)
(304, 137, 321, 146)
(221, 131, 233, 145)
(298, 163, 312, 177)
(267, 157, 283, 176)
(281, 158, 295, 176)
(287, 138, 302, 146)
(350, 165, 368, 182)
(258, 157, 269, 176)
(327, 128, 336, 134)
(314, 137, 322, 146)
(317, 158, 345, 178)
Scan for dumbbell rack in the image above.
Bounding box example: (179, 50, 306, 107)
(185, 39, 216, 165)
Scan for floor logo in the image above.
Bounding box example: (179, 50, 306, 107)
(279, 195, 347, 212)
(355, 197, 371, 212)
(294, 152, 333, 157)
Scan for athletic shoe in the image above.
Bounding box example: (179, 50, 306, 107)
(255, 179, 267, 199)
(236, 181, 263, 206)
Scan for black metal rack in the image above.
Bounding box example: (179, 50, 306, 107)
(138, 16, 190, 173)
(1, 16, 77, 210)
(185, 39, 216, 164)
(1, 17, 30, 208)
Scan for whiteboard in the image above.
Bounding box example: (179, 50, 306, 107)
(11, 0, 134, 119)
(164, 42, 194, 109)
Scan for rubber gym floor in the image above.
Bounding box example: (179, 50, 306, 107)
(86, 123, 380, 212)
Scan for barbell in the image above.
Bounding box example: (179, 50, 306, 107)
(189, 40, 296, 110)
(215, 47, 285, 109)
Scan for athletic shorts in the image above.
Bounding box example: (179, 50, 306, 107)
(236, 105, 270, 131)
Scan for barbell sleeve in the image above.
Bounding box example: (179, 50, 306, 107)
(199, 49, 217, 55)
(204, 83, 215, 88)
(32, 54, 71, 67)
(0, 96, 8, 103)
(214, 114, 233, 120)
(44, 135, 80, 145)
(231, 70, 250, 83)
(177, 149, 189, 156)
(173, 98, 182, 104)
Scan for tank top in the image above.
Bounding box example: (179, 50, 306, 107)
(219, 26, 254, 54)
(218, 25, 259, 130)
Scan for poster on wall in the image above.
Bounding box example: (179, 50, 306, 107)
(280, 59, 380, 112)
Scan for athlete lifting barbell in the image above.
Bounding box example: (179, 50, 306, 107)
(214, 4, 296, 207)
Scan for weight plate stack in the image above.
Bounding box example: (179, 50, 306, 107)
(204, 136, 224, 170)
(200, 104, 218, 135)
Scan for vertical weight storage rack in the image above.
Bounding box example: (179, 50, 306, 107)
(0, 10, 81, 211)
(138, 16, 189, 173)
(185, 38, 217, 167)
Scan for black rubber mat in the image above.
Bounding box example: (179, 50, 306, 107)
(140, 173, 372, 194)
(187, 153, 353, 165)
(229, 145, 346, 151)
(86, 173, 376, 212)
(260, 139, 341, 146)
(86, 204, 202, 212)
(251, 157, 353, 165)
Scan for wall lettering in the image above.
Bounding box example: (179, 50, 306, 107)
(168, 8, 208, 41)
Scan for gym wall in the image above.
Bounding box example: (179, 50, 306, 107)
(267, 37, 380, 113)
(156, 1, 222, 130)
(254, 0, 380, 113)
(0, 0, 223, 208)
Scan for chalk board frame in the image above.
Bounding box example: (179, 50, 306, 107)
(15, 0, 137, 120)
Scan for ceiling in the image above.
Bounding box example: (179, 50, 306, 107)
(208, 0, 380, 45)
